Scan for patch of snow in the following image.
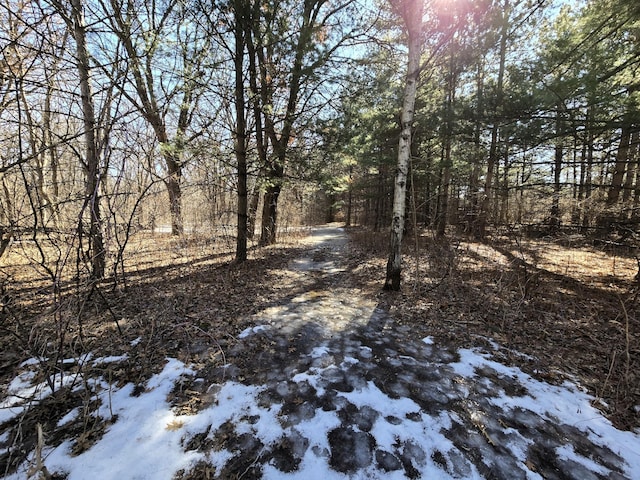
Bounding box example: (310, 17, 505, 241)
(1, 368, 84, 425)
(6, 359, 198, 480)
(8, 370, 37, 391)
(92, 354, 128, 365)
(57, 407, 81, 427)
(555, 444, 610, 476)
(130, 336, 142, 347)
(358, 346, 373, 359)
(19, 357, 42, 367)
(238, 324, 270, 338)
(5, 341, 640, 480)
(451, 348, 640, 477)
(422, 336, 434, 345)
(310, 345, 330, 358)
(342, 380, 422, 421)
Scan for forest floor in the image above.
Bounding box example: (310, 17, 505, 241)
(0, 224, 639, 479)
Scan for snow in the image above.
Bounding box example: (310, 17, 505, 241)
(32, 359, 199, 480)
(3, 227, 640, 479)
(238, 324, 271, 338)
(449, 348, 640, 475)
(92, 354, 128, 365)
(4, 341, 640, 480)
(19, 357, 42, 367)
(0, 368, 81, 425)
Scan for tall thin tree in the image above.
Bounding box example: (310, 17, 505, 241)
(50, 0, 106, 279)
(384, 0, 423, 291)
(233, 0, 249, 261)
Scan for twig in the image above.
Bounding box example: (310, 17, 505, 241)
(237, 446, 266, 479)
(26, 423, 51, 479)
(617, 296, 631, 386)
(600, 349, 617, 400)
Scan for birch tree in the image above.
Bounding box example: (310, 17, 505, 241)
(383, 0, 423, 291)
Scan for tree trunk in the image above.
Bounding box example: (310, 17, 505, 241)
(634, 150, 640, 219)
(622, 130, 639, 206)
(574, 137, 587, 225)
(478, 0, 509, 239)
(233, 0, 248, 262)
(384, 0, 423, 291)
(437, 58, 456, 237)
(70, 0, 105, 280)
(550, 102, 564, 229)
(607, 111, 632, 207)
(165, 160, 183, 236)
(42, 77, 60, 226)
(259, 183, 281, 246)
(469, 60, 484, 236)
(436, 164, 450, 236)
(374, 167, 385, 231)
(517, 160, 526, 223)
(246, 18, 268, 240)
(500, 147, 510, 224)
(346, 165, 353, 226)
(582, 112, 595, 229)
(247, 180, 261, 239)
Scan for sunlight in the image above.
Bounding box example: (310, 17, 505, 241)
(430, 0, 484, 25)
(432, 0, 466, 12)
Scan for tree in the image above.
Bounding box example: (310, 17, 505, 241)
(70, 0, 106, 279)
(247, 0, 364, 246)
(530, 0, 640, 226)
(476, 0, 510, 238)
(384, 0, 423, 291)
(100, 0, 211, 235)
(232, 0, 249, 262)
(48, 0, 107, 279)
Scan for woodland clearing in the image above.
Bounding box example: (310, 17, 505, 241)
(0, 225, 639, 479)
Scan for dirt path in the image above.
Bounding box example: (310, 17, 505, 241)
(176, 226, 638, 479)
(4, 226, 639, 480)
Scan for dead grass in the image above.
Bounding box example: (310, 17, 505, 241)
(0, 228, 311, 476)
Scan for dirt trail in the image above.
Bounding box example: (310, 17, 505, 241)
(179, 226, 637, 479)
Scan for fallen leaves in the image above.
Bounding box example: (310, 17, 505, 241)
(346, 227, 640, 431)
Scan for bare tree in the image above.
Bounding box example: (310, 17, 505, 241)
(99, 0, 211, 235)
(53, 0, 106, 278)
(232, 0, 249, 261)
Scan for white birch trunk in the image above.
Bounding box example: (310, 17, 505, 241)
(384, 0, 423, 290)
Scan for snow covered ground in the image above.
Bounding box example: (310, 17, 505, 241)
(3, 339, 639, 479)
(2, 226, 639, 479)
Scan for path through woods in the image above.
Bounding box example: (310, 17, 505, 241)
(2, 226, 640, 479)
